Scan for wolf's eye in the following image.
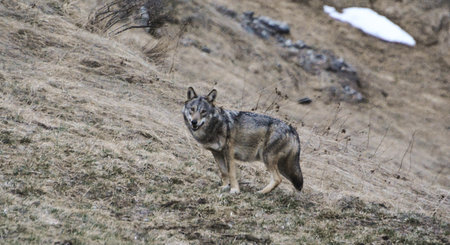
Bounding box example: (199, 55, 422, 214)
(200, 109, 207, 114)
(190, 107, 195, 113)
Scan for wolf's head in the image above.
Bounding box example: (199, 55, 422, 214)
(182, 87, 217, 132)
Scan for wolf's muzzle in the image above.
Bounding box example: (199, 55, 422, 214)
(191, 120, 204, 131)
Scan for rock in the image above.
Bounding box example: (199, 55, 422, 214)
(243, 11, 254, 18)
(215, 5, 237, 18)
(297, 49, 328, 74)
(328, 57, 346, 72)
(293, 40, 306, 49)
(180, 38, 211, 54)
(342, 85, 364, 102)
(283, 39, 293, 47)
(180, 37, 198, 47)
(241, 12, 290, 39)
(257, 16, 290, 34)
(201, 46, 211, 53)
(139, 6, 151, 33)
(298, 97, 312, 104)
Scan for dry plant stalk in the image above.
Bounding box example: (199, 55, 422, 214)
(398, 130, 417, 172)
(168, 20, 190, 77)
(143, 39, 170, 64)
(371, 125, 390, 158)
(322, 103, 341, 136)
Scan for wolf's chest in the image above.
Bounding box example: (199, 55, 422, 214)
(203, 141, 223, 151)
(193, 132, 226, 151)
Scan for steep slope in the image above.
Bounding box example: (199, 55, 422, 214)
(0, 0, 448, 244)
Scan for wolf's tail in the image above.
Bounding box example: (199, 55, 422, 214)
(278, 131, 303, 191)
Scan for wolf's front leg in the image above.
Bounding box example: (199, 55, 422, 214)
(225, 148, 240, 194)
(211, 151, 230, 191)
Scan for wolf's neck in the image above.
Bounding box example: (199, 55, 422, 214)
(218, 107, 239, 124)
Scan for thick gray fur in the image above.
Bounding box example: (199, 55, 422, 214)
(182, 87, 303, 194)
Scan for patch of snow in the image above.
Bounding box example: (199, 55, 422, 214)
(323, 5, 416, 47)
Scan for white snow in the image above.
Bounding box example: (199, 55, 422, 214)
(323, 5, 416, 47)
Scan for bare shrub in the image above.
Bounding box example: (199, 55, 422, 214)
(88, 0, 177, 35)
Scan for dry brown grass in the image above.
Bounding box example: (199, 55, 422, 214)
(0, 0, 449, 244)
(88, 0, 177, 35)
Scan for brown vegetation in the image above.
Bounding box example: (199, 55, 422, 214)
(0, 0, 448, 244)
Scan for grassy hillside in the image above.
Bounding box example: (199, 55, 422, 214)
(0, 0, 448, 244)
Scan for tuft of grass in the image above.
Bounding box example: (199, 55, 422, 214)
(142, 39, 170, 64)
(311, 223, 338, 243)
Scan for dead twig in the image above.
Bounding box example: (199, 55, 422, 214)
(251, 93, 262, 111)
(407, 130, 416, 173)
(397, 130, 416, 172)
(322, 103, 341, 136)
(432, 194, 448, 217)
(371, 125, 390, 158)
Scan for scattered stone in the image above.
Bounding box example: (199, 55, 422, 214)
(285, 47, 363, 102)
(180, 38, 212, 54)
(298, 97, 312, 104)
(283, 39, 293, 47)
(275, 63, 282, 72)
(293, 40, 307, 49)
(239, 10, 364, 103)
(180, 37, 198, 47)
(201, 46, 211, 53)
(297, 49, 327, 74)
(139, 6, 151, 33)
(257, 16, 290, 34)
(342, 85, 364, 102)
(215, 5, 237, 18)
(328, 57, 347, 72)
(241, 12, 290, 39)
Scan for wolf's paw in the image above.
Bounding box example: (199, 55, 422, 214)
(221, 185, 230, 192)
(230, 188, 240, 194)
(257, 188, 271, 195)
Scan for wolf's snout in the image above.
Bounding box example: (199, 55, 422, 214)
(192, 119, 198, 126)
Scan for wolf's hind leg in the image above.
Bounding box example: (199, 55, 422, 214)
(258, 163, 282, 194)
(211, 151, 230, 190)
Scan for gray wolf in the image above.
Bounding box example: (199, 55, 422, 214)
(182, 87, 303, 194)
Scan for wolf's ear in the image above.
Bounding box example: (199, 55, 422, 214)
(206, 89, 217, 103)
(187, 87, 197, 100)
